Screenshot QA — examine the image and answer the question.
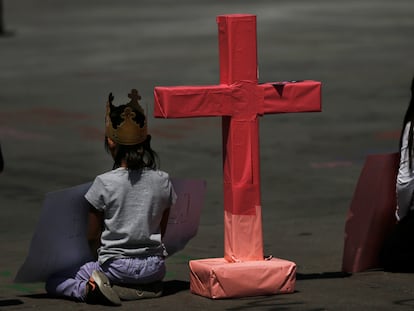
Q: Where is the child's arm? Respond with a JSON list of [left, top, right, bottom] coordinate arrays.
[[87, 205, 103, 258], [160, 208, 170, 238]]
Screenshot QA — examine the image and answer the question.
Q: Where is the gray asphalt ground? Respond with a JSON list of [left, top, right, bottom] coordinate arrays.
[[1, 0, 414, 310]]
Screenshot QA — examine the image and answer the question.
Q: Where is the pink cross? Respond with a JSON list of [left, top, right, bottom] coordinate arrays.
[[154, 14, 321, 263]]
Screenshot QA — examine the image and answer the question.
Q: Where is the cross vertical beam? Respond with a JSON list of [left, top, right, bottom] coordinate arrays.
[[218, 15, 263, 261]]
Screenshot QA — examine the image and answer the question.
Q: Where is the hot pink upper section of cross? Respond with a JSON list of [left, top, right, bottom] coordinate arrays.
[[154, 15, 321, 120]]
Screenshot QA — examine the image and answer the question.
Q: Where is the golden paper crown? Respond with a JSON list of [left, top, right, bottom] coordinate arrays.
[[105, 89, 148, 145]]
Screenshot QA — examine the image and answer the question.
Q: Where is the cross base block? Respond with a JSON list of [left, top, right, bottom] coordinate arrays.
[[189, 257, 296, 299]]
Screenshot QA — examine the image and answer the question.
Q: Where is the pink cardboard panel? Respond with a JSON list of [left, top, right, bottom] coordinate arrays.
[[342, 153, 399, 273], [189, 257, 296, 299], [15, 179, 205, 283]]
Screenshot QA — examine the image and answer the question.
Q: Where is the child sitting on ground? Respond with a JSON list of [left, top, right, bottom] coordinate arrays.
[[45, 89, 177, 305]]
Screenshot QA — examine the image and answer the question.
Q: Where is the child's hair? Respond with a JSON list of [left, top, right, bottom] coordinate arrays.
[[106, 103, 159, 171], [400, 76, 414, 169]]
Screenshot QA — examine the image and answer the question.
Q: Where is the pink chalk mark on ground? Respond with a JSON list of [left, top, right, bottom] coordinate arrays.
[[310, 161, 353, 169], [27, 107, 91, 123], [0, 127, 52, 141], [0, 107, 91, 126], [78, 126, 104, 141], [0, 108, 216, 141], [375, 130, 400, 141]]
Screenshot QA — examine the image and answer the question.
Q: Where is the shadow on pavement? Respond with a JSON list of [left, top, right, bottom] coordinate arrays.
[[394, 299, 414, 307], [17, 280, 190, 299], [162, 280, 190, 296], [0, 299, 24, 306], [296, 271, 351, 280]]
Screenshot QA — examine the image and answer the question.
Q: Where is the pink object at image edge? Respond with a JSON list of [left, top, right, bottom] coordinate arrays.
[[342, 153, 399, 273]]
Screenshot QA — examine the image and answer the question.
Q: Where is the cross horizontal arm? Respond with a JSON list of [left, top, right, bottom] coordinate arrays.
[[260, 80, 321, 114], [154, 80, 321, 119], [154, 85, 234, 118]]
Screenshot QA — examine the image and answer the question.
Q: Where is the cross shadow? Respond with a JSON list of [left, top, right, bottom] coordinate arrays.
[[224, 295, 325, 311], [394, 299, 414, 307], [296, 271, 351, 280]]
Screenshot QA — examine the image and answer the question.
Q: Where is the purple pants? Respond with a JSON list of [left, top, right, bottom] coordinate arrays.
[[45, 256, 166, 301]]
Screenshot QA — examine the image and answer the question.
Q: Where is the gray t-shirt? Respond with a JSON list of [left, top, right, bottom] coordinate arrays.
[[85, 167, 177, 264]]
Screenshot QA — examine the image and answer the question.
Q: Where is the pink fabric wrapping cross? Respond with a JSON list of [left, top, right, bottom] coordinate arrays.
[[154, 15, 321, 264], [155, 14, 321, 298]]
